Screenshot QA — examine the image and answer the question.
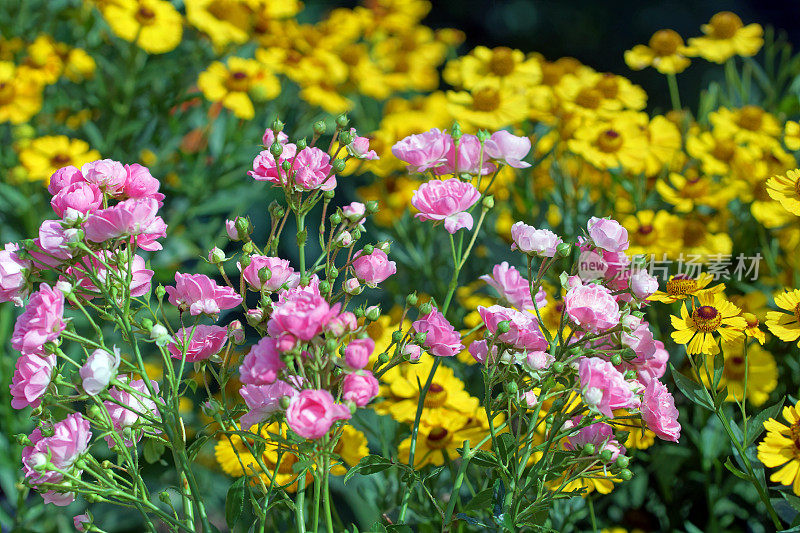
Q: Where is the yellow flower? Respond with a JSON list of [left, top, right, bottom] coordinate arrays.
[[64, 48, 97, 82], [0, 62, 43, 124], [698, 340, 777, 406], [397, 410, 488, 468], [185, 0, 251, 49], [671, 292, 746, 355], [709, 106, 781, 150], [765, 289, 800, 347], [625, 29, 691, 74], [785, 121, 800, 151], [443, 46, 542, 90], [102, 0, 183, 55], [198, 57, 280, 120], [18, 136, 100, 184], [642, 115, 682, 176], [447, 82, 529, 130], [686, 11, 763, 64], [622, 210, 684, 257], [677, 217, 733, 259], [331, 425, 368, 476], [685, 128, 761, 178], [556, 70, 647, 118], [766, 169, 800, 216], [18, 35, 64, 85], [757, 402, 800, 495], [655, 171, 730, 213], [567, 112, 649, 173], [649, 272, 723, 304]]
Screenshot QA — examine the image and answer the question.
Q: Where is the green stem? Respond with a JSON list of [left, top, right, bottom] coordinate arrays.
[[666, 73, 681, 112], [443, 440, 471, 527], [295, 474, 307, 533]]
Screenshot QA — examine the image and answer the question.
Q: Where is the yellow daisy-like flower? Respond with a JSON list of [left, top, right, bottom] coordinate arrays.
[[397, 409, 489, 468], [559, 469, 620, 496], [741, 312, 766, 344], [655, 170, 730, 213], [185, 0, 251, 50], [678, 217, 733, 259], [785, 121, 800, 151], [685, 128, 761, 178], [331, 425, 369, 476], [443, 46, 542, 90], [624, 29, 691, 74], [765, 169, 800, 216], [198, 57, 280, 120], [649, 272, 723, 304], [18, 35, 64, 85], [765, 289, 800, 347], [757, 402, 800, 495], [102, 0, 183, 55], [0, 61, 43, 124], [622, 209, 684, 257], [446, 82, 529, 130], [698, 340, 777, 406], [671, 292, 747, 355], [709, 106, 781, 150], [63, 48, 97, 82], [567, 112, 649, 174], [642, 115, 683, 176], [18, 136, 100, 184], [686, 11, 763, 64]]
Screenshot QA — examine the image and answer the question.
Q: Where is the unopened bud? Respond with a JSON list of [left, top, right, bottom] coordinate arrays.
[[615, 455, 630, 469], [365, 306, 381, 322], [318, 280, 330, 294], [476, 129, 491, 143], [235, 217, 252, 239], [327, 266, 339, 279], [365, 201, 379, 214], [556, 242, 573, 258], [504, 381, 518, 396], [451, 122, 462, 142], [391, 330, 403, 343], [582, 443, 595, 456], [258, 266, 272, 283], [208, 247, 226, 264], [610, 354, 622, 366], [313, 121, 327, 135], [344, 278, 362, 295], [552, 361, 565, 373], [281, 160, 292, 172], [338, 131, 354, 146], [378, 352, 390, 364], [270, 142, 283, 158], [279, 396, 292, 409], [336, 114, 349, 129], [331, 159, 346, 173], [413, 331, 428, 345], [619, 468, 633, 481], [419, 302, 432, 315], [362, 244, 374, 255], [496, 320, 511, 334], [600, 449, 614, 462], [323, 189, 335, 200], [296, 138, 307, 150], [482, 195, 494, 209], [406, 293, 418, 306], [330, 212, 343, 225]]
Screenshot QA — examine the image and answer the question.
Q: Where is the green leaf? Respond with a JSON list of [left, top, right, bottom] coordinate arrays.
[[723, 457, 751, 481], [670, 364, 714, 411], [343, 455, 394, 485], [469, 450, 499, 469], [496, 433, 515, 464], [463, 487, 493, 514], [386, 526, 413, 533], [746, 399, 785, 447], [143, 439, 165, 464], [225, 477, 246, 531]]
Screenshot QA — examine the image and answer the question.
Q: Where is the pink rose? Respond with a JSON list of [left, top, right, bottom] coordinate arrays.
[[123, 164, 164, 204], [293, 147, 336, 191], [412, 178, 481, 234], [11, 283, 65, 357], [239, 380, 298, 429], [74, 514, 90, 531], [344, 337, 374, 369], [104, 376, 161, 447], [478, 305, 548, 351], [391, 128, 451, 173], [83, 198, 167, 251], [484, 130, 531, 168], [435, 134, 496, 176], [70, 252, 153, 300], [50, 181, 103, 217], [630, 269, 659, 300], [412, 308, 464, 357], [342, 371, 379, 406], [81, 159, 127, 195], [165, 272, 243, 317], [48, 165, 84, 195], [326, 311, 357, 337], [38, 220, 76, 261], [262, 127, 289, 147], [80, 346, 121, 395], [352, 249, 396, 287], [248, 143, 298, 184], [468, 339, 497, 364], [0, 243, 31, 306], [565, 283, 620, 332], [526, 350, 554, 371], [342, 201, 366, 222], [346, 129, 379, 160], [239, 255, 299, 292], [510, 222, 562, 257], [578, 357, 637, 418], [620, 316, 657, 363], [635, 340, 668, 385], [564, 417, 625, 463], [641, 379, 681, 442], [285, 389, 351, 439], [10, 353, 56, 409], [480, 261, 547, 311], [267, 290, 340, 350], [587, 216, 629, 252], [168, 325, 228, 362], [239, 337, 286, 385]]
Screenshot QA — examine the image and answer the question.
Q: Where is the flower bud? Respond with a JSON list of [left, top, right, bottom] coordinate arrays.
[[582, 443, 595, 456], [150, 324, 172, 346], [619, 468, 633, 480], [279, 395, 293, 409], [338, 130, 354, 146], [476, 129, 491, 143], [323, 189, 335, 200], [330, 212, 343, 225], [271, 118, 284, 133], [270, 141, 283, 158], [413, 331, 428, 345], [269, 201, 285, 219], [225, 219, 239, 241], [299, 275, 310, 287], [615, 455, 630, 468], [235, 217, 252, 239], [406, 293, 418, 306], [365, 200, 379, 214], [482, 195, 494, 209], [15, 433, 32, 446], [419, 302, 432, 315], [258, 266, 272, 283], [296, 137, 307, 150], [281, 160, 292, 172], [365, 306, 381, 322], [353, 307, 365, 318], [55, 280, 73, 295], [552, 361, 564, 373], [451, 121, 462, 142], [496, 320, 511, 334], [378, 352, 390, 364], [327, 266, 339, 279], [610, 354, 622, 366], [391, 330, 404, 343], [336, 231, 353, 247], [504, 381, 518, 396], [208, 247, 226, 264], [361, 244, 374, 255], [556, 242, 573, 257], [318, 280, 331, 294], [600, 449, 614, 462], [336, 114, 349, 129], [331, 159, 346, 173], [246, 308, 264, 326], [313, 121, 327, 135]]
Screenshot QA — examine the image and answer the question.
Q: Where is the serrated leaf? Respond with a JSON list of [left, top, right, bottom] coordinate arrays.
[[225, 477, 246, 531], [343, 455, 394, 485], [470, 450, 499, 469]]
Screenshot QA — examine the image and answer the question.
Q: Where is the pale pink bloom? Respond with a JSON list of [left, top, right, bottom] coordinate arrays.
[[228, 320, 245, 344], [342, 371, 379, 406], [484, 130, 531, 168], [342, 201, 366, 223], [293, 147, 336, 191], [478, 305, 548, 351], [412, 178, 481, 234], [412, 308, 463, 357], [38, 220, 76, 261], [286, 389, 351, 439], [104, 376, 161, 447], [510, 222, 562, 257], [587, 217, 629, 252], [81, 159, 127, 195], [344, 338, 374, 369], [641, 379, 681, 442], [248, 143, 297, 184], [239, 380, 297, 429], [50, 181, 103, 217], [391, 128, 451, 173], [403, 343, 422, 361], [435, 134, 496, 176], [468, 339, 497, 364], [268, 291, 340, 350], [564, 417, 625, 462], [10, 353, 55, 409], [70, 252, 153, 300], [83, 198, 167, 251], [239, 337, 286, 385], [168, 325, 228, 362], [262, 127, 289, 147], [579, 357, 637, 418], [577, 249, 608, 281], [0, 243, 31, 306], [480, 261, 546, 311], [11, 283, 65, 357], [226, 219, 239, 240], [165, 272, 243, 317], [565, 283, 620, 332], [526, 350, 554, 371], [352, 249, 396, 287], [620, 316, 657, 363], [629, 269, 659, 300], [22, 413, 91, 506], [635, 340, 668, 385], [347, 129, 379, 160], [123, 164, 164, 204], [326, 311, 357, 337], [48, 165, 84, 195], [80, 347, 121, 395], [522, 390, 538, 407], [343, 277, 362, 295], [74, 514, 90, 531], [238, 255, 299, 292]]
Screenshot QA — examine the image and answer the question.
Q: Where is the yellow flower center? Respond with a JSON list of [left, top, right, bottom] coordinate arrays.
[[692, 305, 722, 332], [135, 6, 156, 26], [597, 129, 623, 153], [709, 11, 743, 39], [711, 138, 736, 162], [50, 153, 72, 167], [743, 312, 759, 328], [724, 355, 746, 381], [541, 63, 563, 86], [794, 303, 800, 324], [666, 275, 697, 296], [737, 105, 764, 132], [472, 87, 501, 112], [634, 224, 656, 245], [649, 29, 683, 56], [791, 420, 800, 450], [339, 45, 362, 66], [794, 178, 800, 198], [0, 81, 15, 105], [425, 426, 453, 449], [575, 87, 603, 110], [682, 219, 706, 247], [595, 74, 619, 99], [424, 383, 448, 408], [489, 47, 515, 77], [226, 71, 250, 92]]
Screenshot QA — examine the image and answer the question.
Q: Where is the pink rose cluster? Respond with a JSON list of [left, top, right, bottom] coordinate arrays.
[[480, 261, 547, 312]]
